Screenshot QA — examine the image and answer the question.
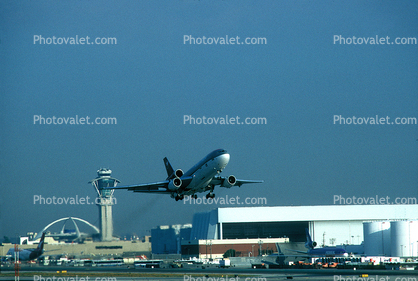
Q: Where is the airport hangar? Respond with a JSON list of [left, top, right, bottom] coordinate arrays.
[[178, 204, 418, 259]]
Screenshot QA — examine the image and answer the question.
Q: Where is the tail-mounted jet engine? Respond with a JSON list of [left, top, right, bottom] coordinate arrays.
[[167, 169, 186, 191], [168, 177, 182, 191]]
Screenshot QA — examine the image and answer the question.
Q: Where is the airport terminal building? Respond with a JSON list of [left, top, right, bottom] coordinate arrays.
[[181, 205, 418, 258]]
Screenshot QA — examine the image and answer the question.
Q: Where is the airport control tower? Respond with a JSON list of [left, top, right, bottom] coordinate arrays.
[[90, 168, 120, 241]]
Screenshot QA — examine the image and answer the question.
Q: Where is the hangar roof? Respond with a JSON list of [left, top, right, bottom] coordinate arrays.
[[217, 205, 418, 223]]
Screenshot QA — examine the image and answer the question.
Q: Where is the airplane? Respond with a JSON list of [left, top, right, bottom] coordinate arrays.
[[260, 243, 287, 266], [287, 229, 348, 258], [6, 232, 46, 261], [107, 149, 263, 201], [260, 231, 348, 267]]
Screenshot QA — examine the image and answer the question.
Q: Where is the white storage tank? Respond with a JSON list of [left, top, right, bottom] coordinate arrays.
[[409, 221, 418, 258], [390, 221, 410, 257], [382, 221, 391, 256], [363, 221, 390, 256]]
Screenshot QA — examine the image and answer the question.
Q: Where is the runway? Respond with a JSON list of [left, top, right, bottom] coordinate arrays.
[[1, 265, 418, 281]]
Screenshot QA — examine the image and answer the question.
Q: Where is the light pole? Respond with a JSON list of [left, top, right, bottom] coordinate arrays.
[[258, 240, 263, 256], [209, 240, 212, 260]]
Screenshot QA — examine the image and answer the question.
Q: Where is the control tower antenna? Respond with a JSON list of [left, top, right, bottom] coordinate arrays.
[[89, 168, 120, 241]]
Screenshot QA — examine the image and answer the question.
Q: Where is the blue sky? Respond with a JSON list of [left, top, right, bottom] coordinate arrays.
[[1, 1, 417, 239]]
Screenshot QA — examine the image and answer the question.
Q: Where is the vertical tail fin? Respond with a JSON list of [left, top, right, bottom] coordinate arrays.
[[274, 243, 286, 265], [275, 243, 283, 254], [164, 157, 175, 180], [305, 228, 316, 249], [36, 232, 46, 252]]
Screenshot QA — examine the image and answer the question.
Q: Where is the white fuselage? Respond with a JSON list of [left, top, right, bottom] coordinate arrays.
[[182, 153, 230, 195]]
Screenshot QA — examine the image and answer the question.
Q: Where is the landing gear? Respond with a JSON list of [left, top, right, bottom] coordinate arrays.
[[175, 194, 184, 201], [206, 185, 215, 199], [206, 192, 215, 199]]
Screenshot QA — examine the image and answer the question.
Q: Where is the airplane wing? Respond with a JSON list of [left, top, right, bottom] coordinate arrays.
[[280, 249, 311, 258], [106, 176, 194, 194], [109, 181, 171, 193], [211, 175, 263, 187], [287, 249, 309, 254], [234, 179, 264, 187]]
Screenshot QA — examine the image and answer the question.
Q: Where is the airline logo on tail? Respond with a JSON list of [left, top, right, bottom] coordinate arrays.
[[305, 228, 317, 249], [36, 232, 46, 252]]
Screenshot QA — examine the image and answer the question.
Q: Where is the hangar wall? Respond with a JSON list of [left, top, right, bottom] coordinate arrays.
[[311, 220, 364, 246], [190, 205, 418, 246], [222, 221, 308, 241]]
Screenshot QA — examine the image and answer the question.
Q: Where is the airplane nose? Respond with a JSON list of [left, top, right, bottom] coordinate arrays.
[[219, 153, 230, 167]]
